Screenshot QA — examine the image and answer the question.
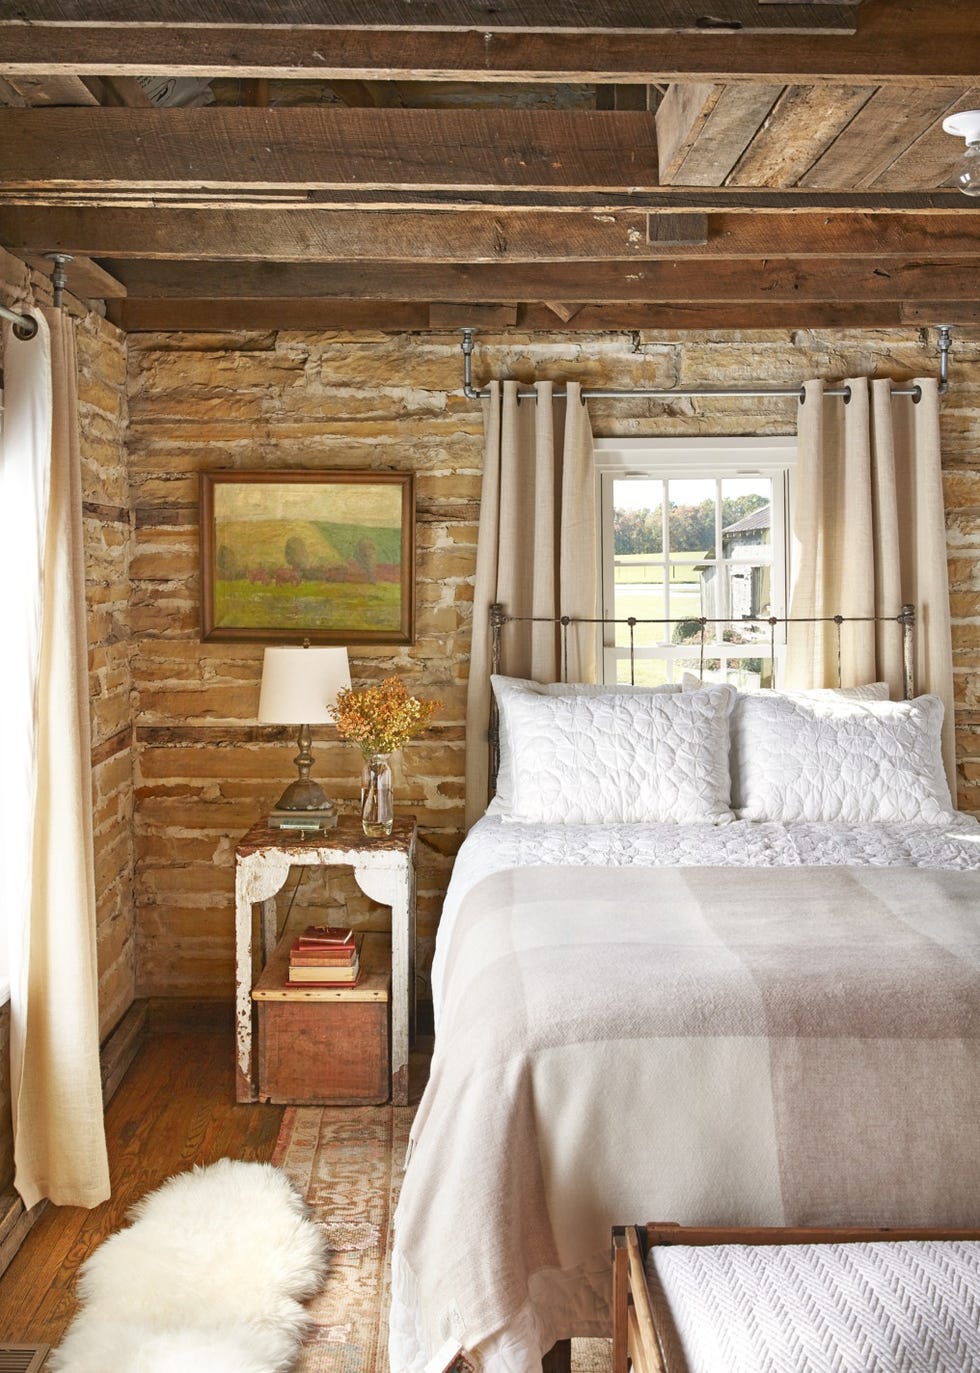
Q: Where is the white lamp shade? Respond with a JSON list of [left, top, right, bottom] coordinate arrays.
[[257, 646, 351, 724]]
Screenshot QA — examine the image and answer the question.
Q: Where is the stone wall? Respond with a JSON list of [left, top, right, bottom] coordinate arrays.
[[127, 325, 980, 1006]]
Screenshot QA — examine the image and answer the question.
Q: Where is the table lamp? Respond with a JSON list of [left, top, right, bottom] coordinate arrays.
[[258, 644, 351, 829]]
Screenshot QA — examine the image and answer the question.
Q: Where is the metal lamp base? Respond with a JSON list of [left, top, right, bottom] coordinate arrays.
[[270, 724, 339, 827]]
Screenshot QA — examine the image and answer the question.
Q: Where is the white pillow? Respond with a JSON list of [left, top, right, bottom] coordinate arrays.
[[490, 674, 679, 816], [681, 671, 890, 702], [734, 692, 954, 823], [497, 684, 737, 825]]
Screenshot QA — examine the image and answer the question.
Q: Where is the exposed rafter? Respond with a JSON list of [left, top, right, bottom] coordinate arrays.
[[0, 1, 971, 84]]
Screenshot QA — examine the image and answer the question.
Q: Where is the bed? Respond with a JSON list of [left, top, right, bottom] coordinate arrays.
[[389, 649, 980, 1373]]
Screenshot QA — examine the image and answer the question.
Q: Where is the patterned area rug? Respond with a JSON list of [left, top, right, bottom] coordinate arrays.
[[273, 1105, 612, 1372]]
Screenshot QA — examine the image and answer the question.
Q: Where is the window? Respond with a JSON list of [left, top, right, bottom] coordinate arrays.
[[595, 438, 796, 689]]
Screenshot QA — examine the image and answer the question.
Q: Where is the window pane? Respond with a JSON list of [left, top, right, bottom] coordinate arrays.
[[612, 566, 668, 647], [667, 478, 716, 559], [721, 478, 772, 572], [612, 479, 663, 557], [614, 656, 670, 687]]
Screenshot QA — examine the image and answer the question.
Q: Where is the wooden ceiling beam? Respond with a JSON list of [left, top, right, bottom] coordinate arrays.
[[5, 206, 975, 263], [0, 108, 660, 194], [0, 2, 864, 34], [5, 187, 971, 213], [0, 1, 972, 84], [0, 206, 674, 263], [110, 297, 912, 333], [102, 257, 980, 304]]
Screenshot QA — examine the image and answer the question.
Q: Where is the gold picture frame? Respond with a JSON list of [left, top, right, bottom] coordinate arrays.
[[199, 470, 415, 645]]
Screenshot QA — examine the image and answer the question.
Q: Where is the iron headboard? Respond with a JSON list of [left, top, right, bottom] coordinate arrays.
[[487, 602, 916, 797]]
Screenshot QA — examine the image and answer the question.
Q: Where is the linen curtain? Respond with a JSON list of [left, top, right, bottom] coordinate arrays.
[[2, 307, 110, 1209], [785, 376, 956, 796], [464, 380, 597, 827]]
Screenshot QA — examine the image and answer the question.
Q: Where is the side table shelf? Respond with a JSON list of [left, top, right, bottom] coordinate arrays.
[[252, 931, 391, 1105], [234, 816, 417, 1105]]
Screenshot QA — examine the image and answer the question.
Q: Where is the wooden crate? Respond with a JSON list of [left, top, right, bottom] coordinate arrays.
[[252, 931, 390, 1105]]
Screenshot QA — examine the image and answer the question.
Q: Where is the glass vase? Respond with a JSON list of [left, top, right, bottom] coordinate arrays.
[[360, 753, 394, 837]]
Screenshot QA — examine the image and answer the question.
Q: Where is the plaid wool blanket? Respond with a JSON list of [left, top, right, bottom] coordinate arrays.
[[390, 864, 980, 1373]]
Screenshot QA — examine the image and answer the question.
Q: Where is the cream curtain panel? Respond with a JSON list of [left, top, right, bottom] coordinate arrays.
[[2, 308, 110, 1209], [464, 380, 597, 827], [786, 376, 956, 796]]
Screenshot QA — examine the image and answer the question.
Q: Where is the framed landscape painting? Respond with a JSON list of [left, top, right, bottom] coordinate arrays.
[[199, 470, 415, 644]]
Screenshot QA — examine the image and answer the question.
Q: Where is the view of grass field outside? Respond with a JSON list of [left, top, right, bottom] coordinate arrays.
[[610, 475, 775, 686], [212, 481, 404, 635]]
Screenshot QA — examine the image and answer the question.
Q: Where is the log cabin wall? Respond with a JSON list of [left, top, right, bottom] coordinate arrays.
[[127, 323, 980, 1008]]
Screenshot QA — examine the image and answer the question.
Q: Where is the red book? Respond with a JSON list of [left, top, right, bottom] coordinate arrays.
[[295, 925, 354, 948]]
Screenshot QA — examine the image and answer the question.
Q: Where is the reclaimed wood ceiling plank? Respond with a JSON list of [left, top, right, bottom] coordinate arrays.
[[0, 206, 668, 262], [869, 87, 980, 190], [727, 83, 875, 186], [0, 1, 972, 84], [3, 206, 976, 265], [799, 85, 972, 188], [658, 82, 784, 185], [653, 211, 980, 255], [102, 257, 980, 303], [0, 108, 660, 193], [111, 298, 909, 332], [0, 1, 862, 30], [4, 187, 971, 212]]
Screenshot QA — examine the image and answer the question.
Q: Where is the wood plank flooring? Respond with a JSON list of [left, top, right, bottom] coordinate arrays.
[[0, 1031, 283, 1347]]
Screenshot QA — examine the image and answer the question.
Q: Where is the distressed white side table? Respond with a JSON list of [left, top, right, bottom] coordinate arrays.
[[234, 816, 417, 1106]]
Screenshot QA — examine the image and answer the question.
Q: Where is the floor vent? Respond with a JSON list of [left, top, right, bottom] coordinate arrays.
[[0, 1347, 49, 1372]]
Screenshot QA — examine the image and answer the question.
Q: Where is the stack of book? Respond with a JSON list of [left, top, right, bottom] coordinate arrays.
[[287, 925, 360, 988]]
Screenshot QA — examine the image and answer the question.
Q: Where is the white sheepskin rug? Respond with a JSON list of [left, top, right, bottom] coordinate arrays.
[[50, 1158, 328, 1373]]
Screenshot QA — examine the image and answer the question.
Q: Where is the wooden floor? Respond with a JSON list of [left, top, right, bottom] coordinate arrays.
[[0, 1031, 283, 1346]]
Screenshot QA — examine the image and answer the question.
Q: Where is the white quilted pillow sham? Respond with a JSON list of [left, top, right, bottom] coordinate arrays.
[[681, 671, 890, 702], [497, 684, 736, 825], [735, 692, 954, 823], [490, 674, 679, 817]]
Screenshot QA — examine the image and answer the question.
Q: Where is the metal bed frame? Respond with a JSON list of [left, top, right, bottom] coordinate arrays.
[[487, 601, 916, 796]]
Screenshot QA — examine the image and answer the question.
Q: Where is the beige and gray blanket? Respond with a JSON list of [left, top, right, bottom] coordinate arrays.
[[390, 864, 980, 1373]]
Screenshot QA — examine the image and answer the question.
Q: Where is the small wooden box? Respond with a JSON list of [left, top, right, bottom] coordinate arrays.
[[252, 931, 390, 1105]]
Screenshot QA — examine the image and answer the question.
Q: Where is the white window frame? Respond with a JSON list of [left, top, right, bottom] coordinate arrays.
[[594, 437, 797, 686]]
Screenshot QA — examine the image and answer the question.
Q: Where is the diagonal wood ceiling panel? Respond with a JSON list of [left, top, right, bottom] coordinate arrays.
[[726, 83, 875, 186], [869, 88, 980, 190], [657, 82, 785, 185], [798, 85, 972, 189]]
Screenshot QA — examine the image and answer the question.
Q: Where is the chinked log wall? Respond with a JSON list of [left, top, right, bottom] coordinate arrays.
[[127, 325, 980, 1002]]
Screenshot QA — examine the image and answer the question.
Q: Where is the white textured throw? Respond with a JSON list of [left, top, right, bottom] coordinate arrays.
[[50, 1159, 327, 1373], [649, 1240, 980, 1373]]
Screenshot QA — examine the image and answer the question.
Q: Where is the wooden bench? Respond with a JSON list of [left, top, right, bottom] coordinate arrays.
[[613, 1223, 980, 1373]]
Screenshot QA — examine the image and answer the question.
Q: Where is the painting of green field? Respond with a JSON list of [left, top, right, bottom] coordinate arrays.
[[211, 480, 404, 634]]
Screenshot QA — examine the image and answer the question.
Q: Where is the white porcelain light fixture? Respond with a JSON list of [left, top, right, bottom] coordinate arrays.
[[943, 110, 980, 197]]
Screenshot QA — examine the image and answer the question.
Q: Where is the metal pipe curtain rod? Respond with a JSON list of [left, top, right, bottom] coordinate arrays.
[[461, 324, 953, 404], [0, 300, 38, 339]]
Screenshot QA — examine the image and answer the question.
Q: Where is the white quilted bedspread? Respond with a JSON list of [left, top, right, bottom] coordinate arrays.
[[432, 814, 980, 1022], [649, 1240, 980, 1373]]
